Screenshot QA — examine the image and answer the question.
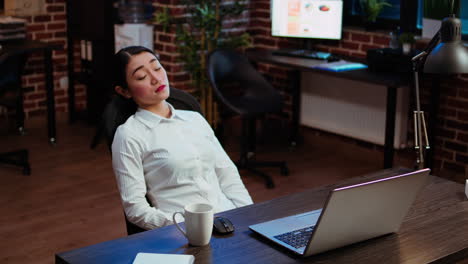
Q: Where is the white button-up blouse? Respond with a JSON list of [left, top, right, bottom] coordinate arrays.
[[111, 104, 253, 230]]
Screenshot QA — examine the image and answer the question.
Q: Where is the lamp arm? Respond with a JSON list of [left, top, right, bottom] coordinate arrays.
[[410, 29, 441, 169], [412, 29, 441, 71]]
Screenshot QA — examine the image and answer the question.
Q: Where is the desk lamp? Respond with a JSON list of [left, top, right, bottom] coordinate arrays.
[[411, 14, 468, 169]]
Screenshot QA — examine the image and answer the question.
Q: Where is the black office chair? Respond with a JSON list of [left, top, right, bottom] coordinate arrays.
[[100, 87, 203, 235], [207, 49, 289, 189], [0, 52, 31, 175]]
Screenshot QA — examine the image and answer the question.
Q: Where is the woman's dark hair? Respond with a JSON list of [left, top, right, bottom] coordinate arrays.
[[104, 46, 158, 147], [113, 45, 158, 90]]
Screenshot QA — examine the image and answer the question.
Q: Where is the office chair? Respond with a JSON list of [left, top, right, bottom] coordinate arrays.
[[101, 87, 203, 235], [0, 52, 31, 175], [207, 49, 289, 189]]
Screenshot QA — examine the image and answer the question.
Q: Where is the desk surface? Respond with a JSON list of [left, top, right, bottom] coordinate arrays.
[[56, 168, 468, 264], [246, 49, 410, 88]]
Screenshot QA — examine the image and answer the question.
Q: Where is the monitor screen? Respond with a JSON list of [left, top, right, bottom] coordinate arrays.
[[271, 0, 343, 40]]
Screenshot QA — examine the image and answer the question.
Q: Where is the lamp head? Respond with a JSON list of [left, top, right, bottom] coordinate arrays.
[[424, 15, 468, 74]]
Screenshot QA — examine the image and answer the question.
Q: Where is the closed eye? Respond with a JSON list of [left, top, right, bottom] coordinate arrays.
[[154, 67, 161, 71], [137, 75, 147, 80]]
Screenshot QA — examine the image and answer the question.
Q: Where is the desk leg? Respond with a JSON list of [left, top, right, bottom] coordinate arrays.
[[384, 85, 397, 168], [290, 70, 301, 147], [44, 48, 56, 144]]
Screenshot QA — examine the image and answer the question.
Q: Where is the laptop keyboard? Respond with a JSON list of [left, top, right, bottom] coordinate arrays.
[[273, 226, 315, 249]]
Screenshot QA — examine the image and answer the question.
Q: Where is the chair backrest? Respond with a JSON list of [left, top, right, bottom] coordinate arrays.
[[206, 49, 282, 115]]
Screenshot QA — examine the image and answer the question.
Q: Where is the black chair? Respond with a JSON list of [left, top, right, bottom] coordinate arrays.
[[100, 87, 203, 235], [0, 52, 31, 175], [207, 49, 289, 189]]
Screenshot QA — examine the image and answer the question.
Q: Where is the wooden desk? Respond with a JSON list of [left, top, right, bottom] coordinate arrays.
[[0, 40, 62, 144], [56, 168, 468, 264], [246, 50, 411, 169]]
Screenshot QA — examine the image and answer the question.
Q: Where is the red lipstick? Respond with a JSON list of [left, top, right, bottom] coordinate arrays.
[[155, 85, 166, 93]]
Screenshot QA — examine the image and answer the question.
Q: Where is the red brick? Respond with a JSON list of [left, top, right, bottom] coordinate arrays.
[[250, 20, 271, 28], [251, 11, 270, 19], [23, 102, 37, 109], [75, 95, 86, 102], [35, 32, 53, 39], [328, 49, 350, 56], [439, 107, 457, 118], [460, 89, 468, 99], [277, 40, 299, 49], [48, 40, 66, 47], [47, 23, 66, 30], [54, 31, 67, 38], [442, 161, 466, 174], [444, 140, 467, 152], [170, 74, 190, 82], [435, 149, 454, 160], [27, 76, 45, 84], [27, 93, 45, 100], [457, 132, 468, 141], [351, 33, 371, 42], [248, 28, 270, 36], [254, 37, 276, 47], [57, 97, 68, 104], [34, 15, 51, 23], [159, 34, 174, 43], [47, 5, 65, 12], [350, 52, 367, 59], [27, 24, 46, 32], [458, 111, 468, 121], [456, 153, 468, 163], [53, 14, 67, 20], [55, 106, 66, 112], [28, 109, 46, 117], [447, 98, 468, 109], [165, 45, 177, 53], [252, 2, 270, 9], [342, 31, 351, 40], [361, 44, 382, 52], [155, 44, 164, 52], [170, 7, 185, 16], [373, 35, 390, 45], [54, 89, 66, 96], [53, 58, 67, 64], [341, 41, 359, 50]]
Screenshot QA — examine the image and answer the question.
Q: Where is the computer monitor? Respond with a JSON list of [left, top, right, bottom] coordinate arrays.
[[271, 0, 343, 40]]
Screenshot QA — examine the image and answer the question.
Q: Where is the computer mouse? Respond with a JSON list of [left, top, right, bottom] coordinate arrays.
[[327, 55, 340, 62], [213, 216, 234, 234]]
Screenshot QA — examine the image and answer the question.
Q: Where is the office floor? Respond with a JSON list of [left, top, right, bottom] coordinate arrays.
[[0, 115, 455, 264]]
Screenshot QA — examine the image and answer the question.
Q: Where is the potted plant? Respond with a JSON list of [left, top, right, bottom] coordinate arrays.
[[155, 1, 251, 126], [399, 32, 415, 54], [359, 0, 392, 29]]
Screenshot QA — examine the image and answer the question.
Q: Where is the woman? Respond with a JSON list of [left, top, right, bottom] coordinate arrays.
[[111, 46, 253, 230]]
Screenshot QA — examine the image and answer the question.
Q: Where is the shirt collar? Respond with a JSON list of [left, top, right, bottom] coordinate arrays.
[[134, 103, 190, 129]]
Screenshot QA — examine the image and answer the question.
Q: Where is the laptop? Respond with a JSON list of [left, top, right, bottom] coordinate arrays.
[[249, 168, 430, 257]]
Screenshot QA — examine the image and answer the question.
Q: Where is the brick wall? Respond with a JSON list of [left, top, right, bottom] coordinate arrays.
[[16, 0, 70, 118], [426, 74, 468, 182]]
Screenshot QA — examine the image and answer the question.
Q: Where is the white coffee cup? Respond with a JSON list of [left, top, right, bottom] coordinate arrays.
[[172, 203, 213, 246], [465, 179, 468, 199]]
